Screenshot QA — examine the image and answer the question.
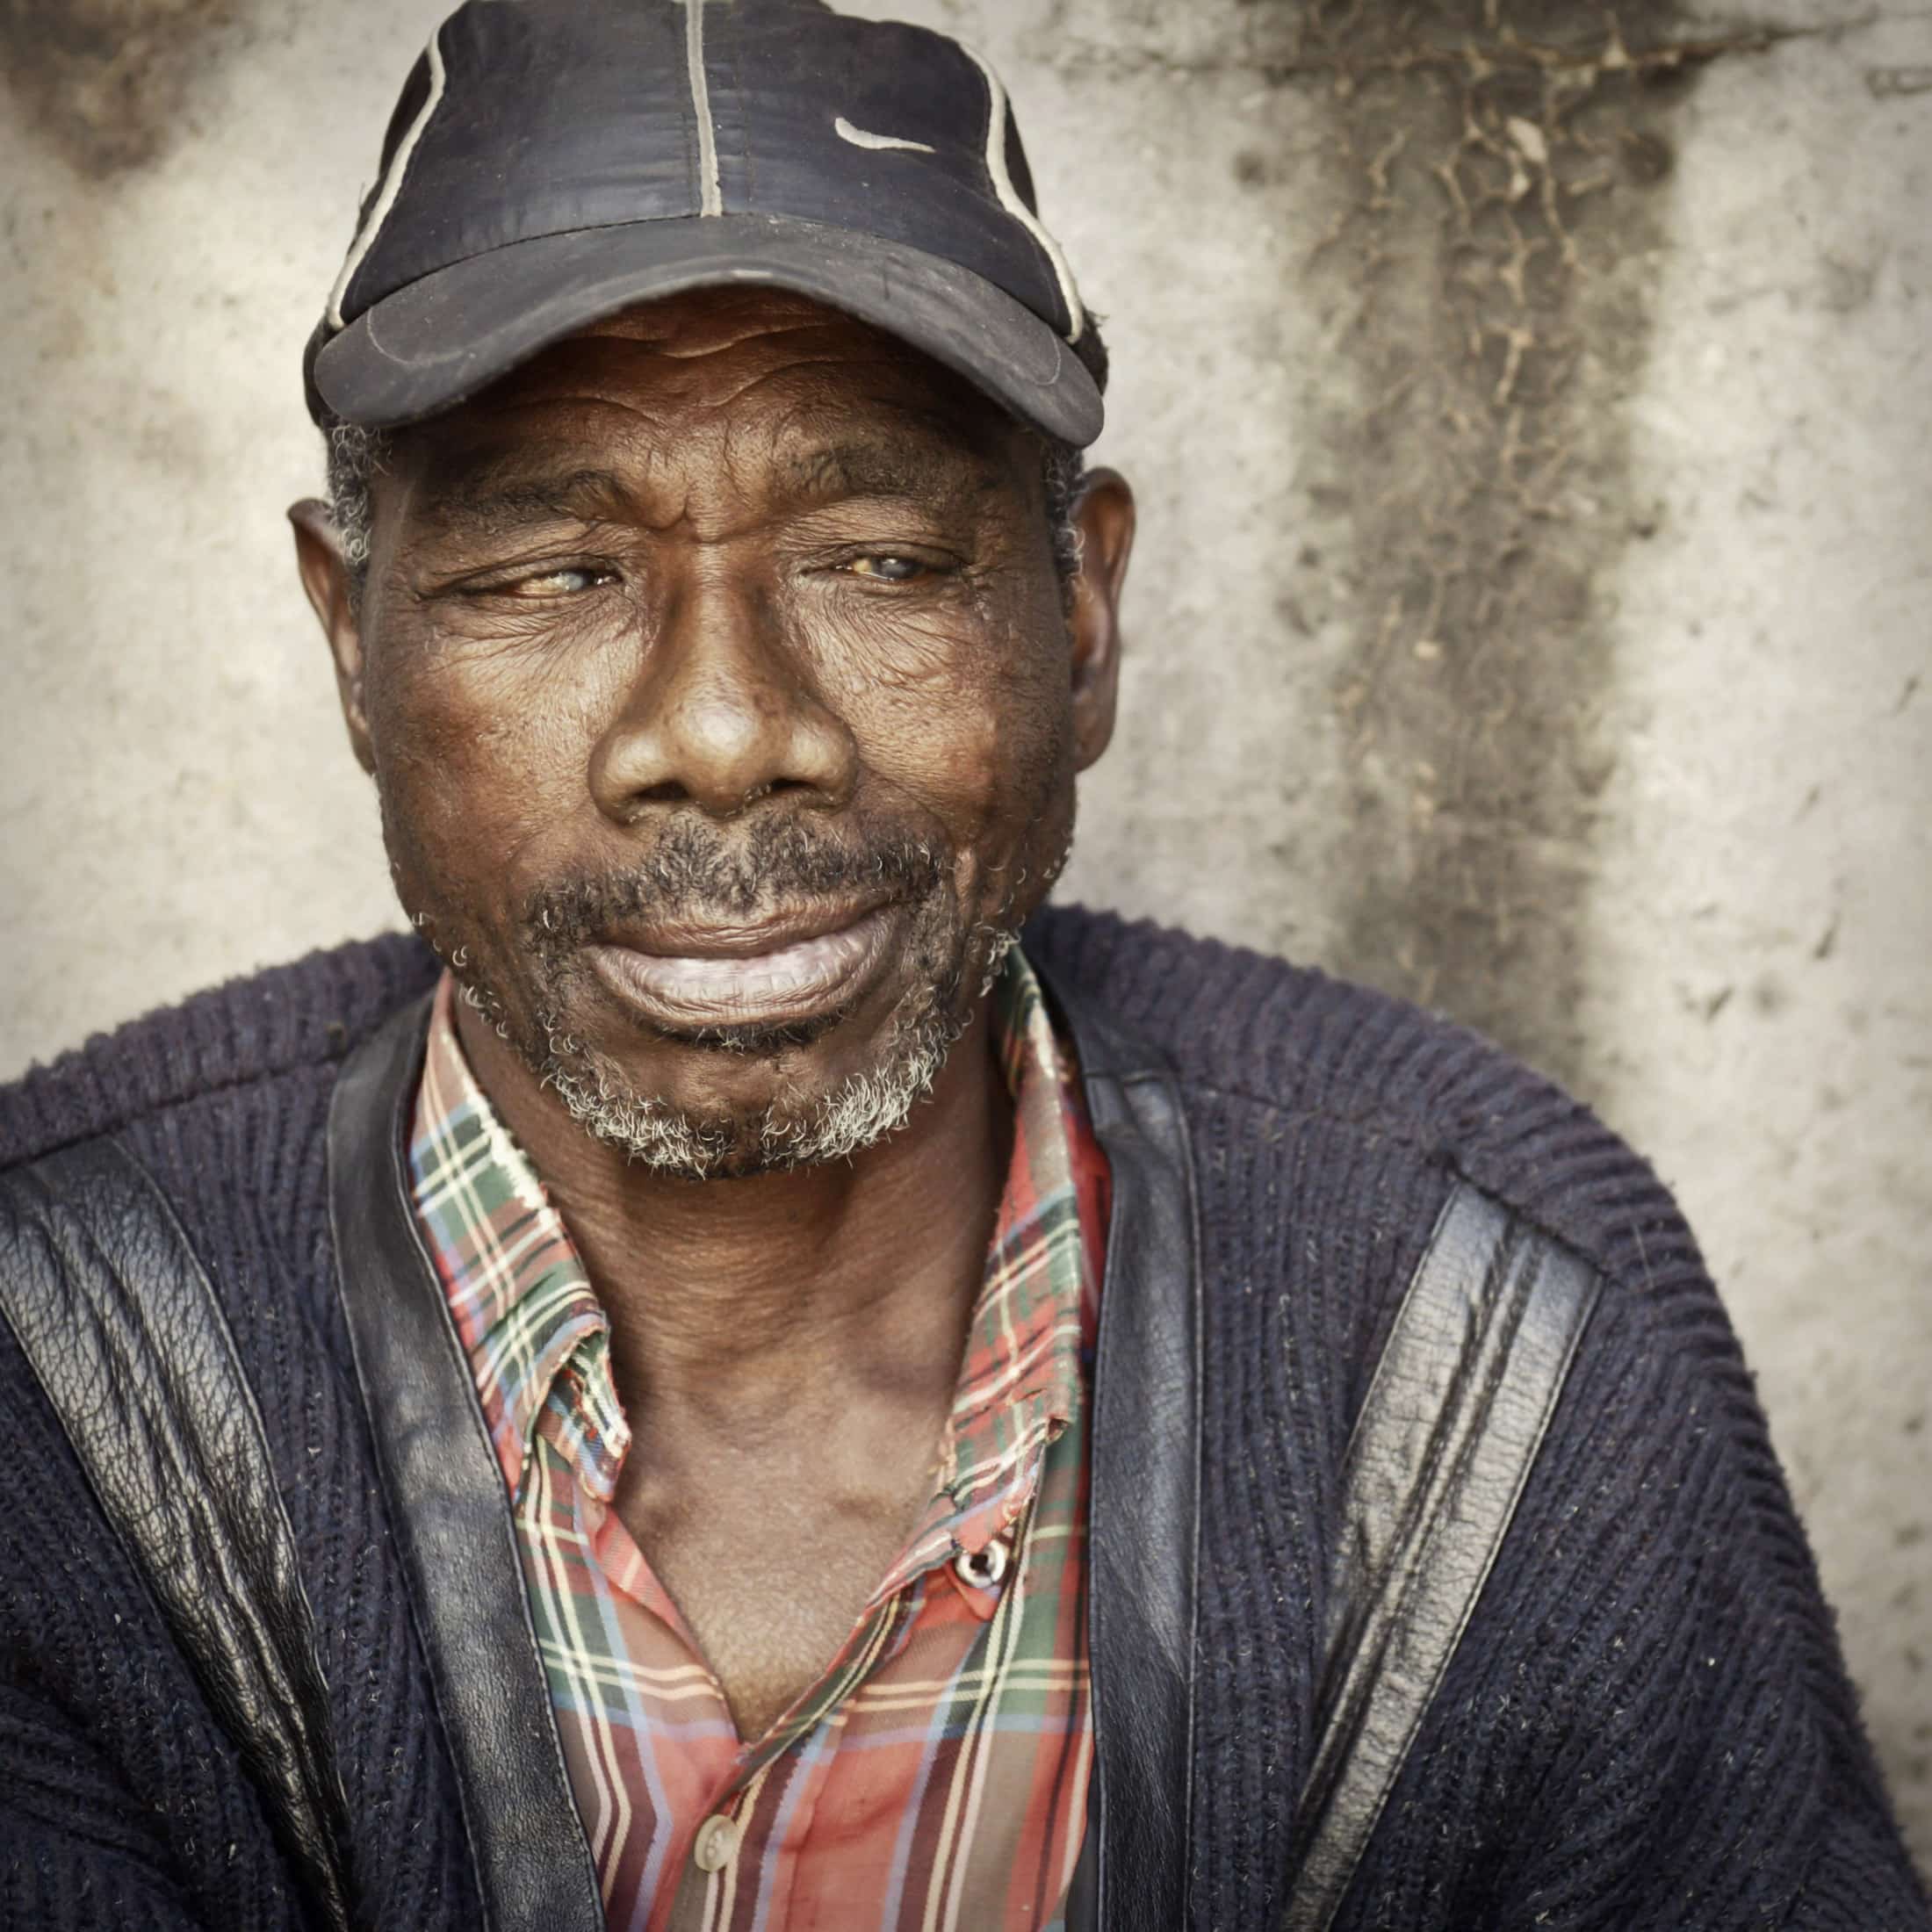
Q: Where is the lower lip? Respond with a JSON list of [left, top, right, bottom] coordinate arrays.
[[585, 909, 894, 1030]]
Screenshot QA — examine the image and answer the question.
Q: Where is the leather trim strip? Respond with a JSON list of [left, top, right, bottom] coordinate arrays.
[[1038, 973, 1203, 1932], [0, 1139, 354, 1931], [327, 998, 604, 1932], [1282, 1180, 1604, 1932]]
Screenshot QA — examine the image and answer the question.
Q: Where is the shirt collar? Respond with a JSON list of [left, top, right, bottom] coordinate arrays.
[[875, 946, 1099, 1597], [407, 975, 628, 1503]]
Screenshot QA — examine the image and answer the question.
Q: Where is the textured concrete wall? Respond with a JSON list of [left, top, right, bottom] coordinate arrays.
[[3, 0, 1928, 1866]]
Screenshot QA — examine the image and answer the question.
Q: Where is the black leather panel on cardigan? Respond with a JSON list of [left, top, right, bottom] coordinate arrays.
[[327, 996, 605, 1932], [0, 1138, 356, 1932], [1042, 970, 1204, 1932], [1284, 1181, 1605, 1930]]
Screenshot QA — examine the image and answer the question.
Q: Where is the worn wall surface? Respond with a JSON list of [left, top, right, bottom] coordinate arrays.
[[3, 0, 1928, 1867]]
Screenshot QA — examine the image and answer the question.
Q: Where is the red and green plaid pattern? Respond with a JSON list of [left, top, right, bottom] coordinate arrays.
[[408, 952, 1107, 1931]]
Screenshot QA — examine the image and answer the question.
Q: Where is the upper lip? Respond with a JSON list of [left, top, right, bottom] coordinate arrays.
[[590, 896, 895, 961]]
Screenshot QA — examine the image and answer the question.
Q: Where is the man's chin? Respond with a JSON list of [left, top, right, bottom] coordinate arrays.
[[532, 1001, 963, 1182]]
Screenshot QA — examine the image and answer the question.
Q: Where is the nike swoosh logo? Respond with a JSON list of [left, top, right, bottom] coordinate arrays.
[[834, 116, 935, 155]]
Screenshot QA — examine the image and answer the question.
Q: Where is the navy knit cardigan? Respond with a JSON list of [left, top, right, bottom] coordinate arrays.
[[1, 906, 1924, 1930]]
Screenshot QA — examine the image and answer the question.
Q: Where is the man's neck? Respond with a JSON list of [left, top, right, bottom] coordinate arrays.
[[453, 995, 1015, 1738], [453, 999, 1012, 1427]]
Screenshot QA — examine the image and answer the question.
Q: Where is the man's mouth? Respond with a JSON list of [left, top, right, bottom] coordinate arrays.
[[583, 901, 900, 1032]]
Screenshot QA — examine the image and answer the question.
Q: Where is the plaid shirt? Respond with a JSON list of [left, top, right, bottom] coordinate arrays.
[[408, 952, 1107, 1931]]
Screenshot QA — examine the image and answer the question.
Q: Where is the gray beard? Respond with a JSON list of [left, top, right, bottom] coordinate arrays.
[[407, 811, 1056, 1182], [523, 925, 1021, 1182]]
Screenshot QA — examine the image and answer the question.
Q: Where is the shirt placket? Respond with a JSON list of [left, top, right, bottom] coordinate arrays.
[[660, 1587, 916, 1932], [651, 1382, 1061, 1923], [659, 1481, 1046, 1932]]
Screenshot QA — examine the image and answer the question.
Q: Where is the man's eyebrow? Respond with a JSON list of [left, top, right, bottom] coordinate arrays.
[[776, 440, 995, 506], [420, 466, 633, 535]]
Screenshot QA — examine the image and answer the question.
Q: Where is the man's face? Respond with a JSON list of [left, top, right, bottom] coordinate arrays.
[[297, 290, 1130, 1177]]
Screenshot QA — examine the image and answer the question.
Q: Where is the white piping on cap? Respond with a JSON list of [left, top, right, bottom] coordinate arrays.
[[325, 25, 450, 333], [681, 0, 724, 216], [955, 41, 1085, 344]]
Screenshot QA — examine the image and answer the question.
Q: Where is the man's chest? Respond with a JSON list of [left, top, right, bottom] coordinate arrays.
[[613, 1439, 943, 1743], [508, 1404, 1092, 1932]]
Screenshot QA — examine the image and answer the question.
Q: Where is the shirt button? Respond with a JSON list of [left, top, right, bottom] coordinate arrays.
[[954, 1535, 1012, 1590], [693, 1813, 739, 1873]]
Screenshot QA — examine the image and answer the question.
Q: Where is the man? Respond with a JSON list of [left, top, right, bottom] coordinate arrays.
[[0, 1, 1923, 1928]]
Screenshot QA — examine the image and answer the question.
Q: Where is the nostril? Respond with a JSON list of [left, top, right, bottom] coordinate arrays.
[[634, 780, 688, 806]]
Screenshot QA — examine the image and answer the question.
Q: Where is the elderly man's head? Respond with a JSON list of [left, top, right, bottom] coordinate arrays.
[[292, 287, 1134, 1179], [290, 0, 1132, 1175]]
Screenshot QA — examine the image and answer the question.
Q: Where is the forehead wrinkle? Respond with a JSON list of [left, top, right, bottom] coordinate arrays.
[[397, 391, 695, 535], [652, 317, 871, 363], [742, 391, 1017, 511], [395, 350, 1029, 547], [530, 321, 1006, 467], [658, 344, 948, 428]]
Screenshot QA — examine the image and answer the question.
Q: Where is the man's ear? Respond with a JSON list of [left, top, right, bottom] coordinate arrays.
[[288, 498, 377, 776], [1067, 466, 1135, 772]]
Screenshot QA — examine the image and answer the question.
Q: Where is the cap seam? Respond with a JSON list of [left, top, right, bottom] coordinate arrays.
[[327, 25, 450, 332], [955, 40, 1086, 345], [681, 0, 724, 217]]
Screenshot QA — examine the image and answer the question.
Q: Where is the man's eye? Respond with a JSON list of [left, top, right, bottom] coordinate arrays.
[[846, 555, 928, 583], [490, 565, 616, 598]]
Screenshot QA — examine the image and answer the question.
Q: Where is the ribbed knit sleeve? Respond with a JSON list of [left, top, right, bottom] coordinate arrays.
[[1025, 905, 1928, 1930], [1, 935, 473, 1932], [0, 934, 436, 1171], [0, 1313, 306, 1932], [1341, 1208, 1926, 1928], [1, 1684, 232, 1932]]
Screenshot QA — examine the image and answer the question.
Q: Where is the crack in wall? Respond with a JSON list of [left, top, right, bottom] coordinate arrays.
[[1019, 0, 1830, 1086], [1272, 0, 1718, 1087]]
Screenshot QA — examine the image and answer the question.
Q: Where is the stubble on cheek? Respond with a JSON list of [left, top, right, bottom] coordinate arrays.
[[949, 611, 1082, 949], [372, 722, 537, 1044]]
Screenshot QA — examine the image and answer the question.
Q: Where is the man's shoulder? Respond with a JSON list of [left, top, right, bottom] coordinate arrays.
[[1026, 902, 1700, 1298], [0, 933, 440, 1173]]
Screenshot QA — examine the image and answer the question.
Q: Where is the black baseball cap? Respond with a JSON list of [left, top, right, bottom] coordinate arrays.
[[304, 0, 1104, 446]]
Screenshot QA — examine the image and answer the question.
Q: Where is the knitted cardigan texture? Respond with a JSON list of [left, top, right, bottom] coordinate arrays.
[[0, 905, 1924, 1932]]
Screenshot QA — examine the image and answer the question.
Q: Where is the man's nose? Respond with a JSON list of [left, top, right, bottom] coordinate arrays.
[[588, 581, 859, 822]]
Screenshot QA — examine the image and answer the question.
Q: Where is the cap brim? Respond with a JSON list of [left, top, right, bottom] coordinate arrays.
[[308, 213, 1103, 446]]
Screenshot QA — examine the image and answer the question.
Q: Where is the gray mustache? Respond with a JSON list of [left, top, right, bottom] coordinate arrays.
[[520, 817, 946, 945]]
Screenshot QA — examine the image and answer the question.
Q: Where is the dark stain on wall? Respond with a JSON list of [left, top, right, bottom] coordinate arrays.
[[1, 0, 248, 179], [1265, 0, 1709, 1088]]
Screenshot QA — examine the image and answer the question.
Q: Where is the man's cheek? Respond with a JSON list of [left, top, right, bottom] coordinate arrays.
[[375, 747, 507, 947], [375, 671, 541, 843], [952, 686, 1067, 831]]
